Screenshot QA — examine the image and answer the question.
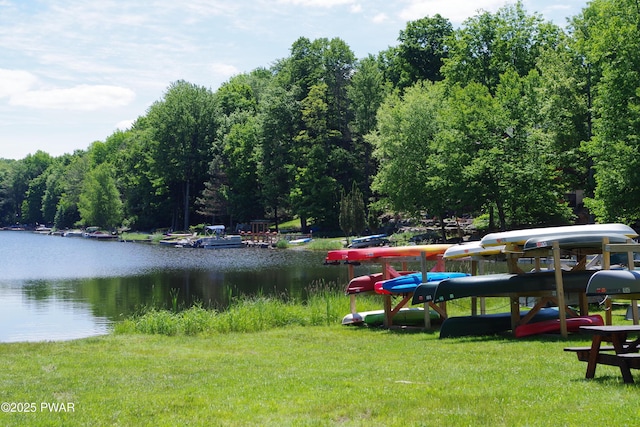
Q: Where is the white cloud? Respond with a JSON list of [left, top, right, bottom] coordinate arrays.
[[372, 13, 388, 24], [276, 0, 356, 7], [116, 119, 135, 131], [0, 69, 38, 98], [210, 63, 240, 78], [350, 4, 362, 13], [398, 0, 508, 24], [10, 85, 136, 111]]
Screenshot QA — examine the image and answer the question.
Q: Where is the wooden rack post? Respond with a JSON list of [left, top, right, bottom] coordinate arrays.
[[603, 240, 640, 324]]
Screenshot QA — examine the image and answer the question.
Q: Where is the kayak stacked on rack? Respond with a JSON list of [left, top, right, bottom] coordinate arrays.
[[411, 223, 638, 338], [374, 271, 470, 295], [327, 224, 640, 335], [327, 243, 454, 327], [325, 244, 453, 265]]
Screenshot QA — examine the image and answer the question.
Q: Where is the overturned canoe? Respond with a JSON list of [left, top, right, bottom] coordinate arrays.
[[439, 308, 560, 338], [481, 223, 637, 248], [514, 314, 604, 338], [443, 241, 505, 259], [363, 307, 439, 327], [522, 233, 631, 252], [586, 269, 640, 296], [412, 270, 597, 305]]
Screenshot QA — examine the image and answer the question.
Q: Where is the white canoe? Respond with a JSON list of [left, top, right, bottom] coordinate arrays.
[[481, 223, 637, 247], [444, 241, 505, 259]]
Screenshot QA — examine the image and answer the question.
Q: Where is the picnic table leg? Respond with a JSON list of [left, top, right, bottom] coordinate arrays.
[[383, 295, 392, 328], [611, 333, 635, 384], [586, 335, 602, 379], [618, 359, 635, 384]]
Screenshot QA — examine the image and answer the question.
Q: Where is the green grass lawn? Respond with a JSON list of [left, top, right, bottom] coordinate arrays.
[[1, 302, 639, 426]]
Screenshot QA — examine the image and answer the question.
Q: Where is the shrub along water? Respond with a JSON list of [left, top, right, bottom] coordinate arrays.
[[115, 280, 366, 335]]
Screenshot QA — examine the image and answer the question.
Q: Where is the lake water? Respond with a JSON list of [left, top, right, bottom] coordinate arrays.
[[0, 231, 364, 343]]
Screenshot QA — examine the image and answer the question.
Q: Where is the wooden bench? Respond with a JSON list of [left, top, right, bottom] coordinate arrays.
[[564, 346, 616, 362], [570, 325, 640, 383], [616, 353, 640, 370]]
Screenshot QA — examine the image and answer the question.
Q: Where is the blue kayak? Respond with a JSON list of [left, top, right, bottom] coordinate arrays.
[[377, 271, 469, 294]]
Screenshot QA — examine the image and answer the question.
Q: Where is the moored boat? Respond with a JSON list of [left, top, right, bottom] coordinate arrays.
[[347, 234, 389, 248], [83, 229, 118, 240], [198, 235, 243, 249], [195, 225, 244, 249], [34, 226, 52, 234], [62, 229, 84, 238], [159, 233, 197, 247], [288, 237, 312, 245]]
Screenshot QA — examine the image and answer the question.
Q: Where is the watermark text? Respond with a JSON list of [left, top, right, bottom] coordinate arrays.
[[1, 402, 75, 413]]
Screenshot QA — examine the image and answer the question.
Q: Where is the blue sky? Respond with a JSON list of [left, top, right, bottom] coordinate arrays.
[[0, 0, 587, 160]]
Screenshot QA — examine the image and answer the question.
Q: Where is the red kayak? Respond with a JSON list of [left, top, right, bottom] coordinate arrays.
[[514, 314, 604, 338], [346, 267, 416, 295], [326, 244, 451, 264]]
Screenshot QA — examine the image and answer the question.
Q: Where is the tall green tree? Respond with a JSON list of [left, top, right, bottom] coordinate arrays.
[[291, 83, 339, 229], [339, 181, 366, 239], [208, 72, 270, 224], [196, 156, 229, 225], [21, 171, 49, 225], [53, 152, 88, 229], [276, 37, 359, 230], [9, 151, 53, 224], [222, 119, 262, 223], [109, 122, 167, 230], [493, 69, 574, 226], [0, 159, 16, 225], [256, 84, 298, 230], [575, 0, 640, 224], [397, 14, 453, 86], [443, 2, 562, 94], [536, 35, 593, 196], [146, 80, 217, 230], [370, 82, 457, 232], [347, 55, 389, 205], [78, 162, 123, 229]]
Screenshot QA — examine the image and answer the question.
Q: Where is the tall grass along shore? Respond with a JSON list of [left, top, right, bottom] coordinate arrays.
[[1, 288, 639, 426]]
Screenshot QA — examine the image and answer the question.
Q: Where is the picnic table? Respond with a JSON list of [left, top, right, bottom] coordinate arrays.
[[565, 325, 640, 383]]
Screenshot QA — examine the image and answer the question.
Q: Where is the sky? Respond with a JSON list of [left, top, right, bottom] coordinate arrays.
[[0, 0, 588, 160]]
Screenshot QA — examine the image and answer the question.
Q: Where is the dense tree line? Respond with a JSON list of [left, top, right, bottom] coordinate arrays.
[[2, 1, 640, 234]]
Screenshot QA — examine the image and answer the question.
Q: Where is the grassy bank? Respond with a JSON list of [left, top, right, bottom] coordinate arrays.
[[1, 322, 638, 426], [1, 294, 638, 426]]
